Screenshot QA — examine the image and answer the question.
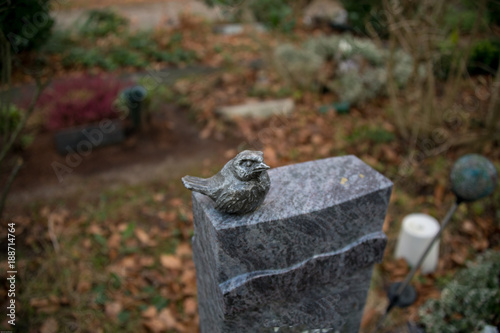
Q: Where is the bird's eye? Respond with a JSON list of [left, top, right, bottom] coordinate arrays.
[[245, 161, 253, 167]]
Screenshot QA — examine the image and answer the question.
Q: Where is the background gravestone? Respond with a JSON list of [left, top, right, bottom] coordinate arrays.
[[191, 155, 393, 332]]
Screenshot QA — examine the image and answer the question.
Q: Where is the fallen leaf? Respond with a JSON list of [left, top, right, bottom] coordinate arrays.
[[184, 297, 198, 316], [472, 238, 488, 251], [144, 318, 167, 332], [142, 305, 157, 319], [360, 308, 376, 328], [105, 302, 122, 320], [381, 145, 399, 163], [461, 220, 477, 235], [160, 255, 182, 270], [30, 298, 49, 308], [434, 184, 445, 208], [108, 233, 121, 249], [139, 256, 155, 267], [153, 193, 165, 202], [121, 256, 137, 269], [169, 198, 183, 207], [263, 146, 279, 167], [77, 280, 91, 293], [158, 211, 177, 222], [224, 149, 238, 159], [40, 317, 58, 333], [158, 308, 178, 329], [176, 243, 192, 258], [383, 214, 391, 233], [88, 224, 103, 235], [451, 252, 467, 265], [37, 305, 60, 314], [135, 228, 151, 245]]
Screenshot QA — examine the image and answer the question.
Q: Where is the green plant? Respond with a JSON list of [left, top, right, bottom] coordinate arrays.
[[40, 30, 77, 55], [0, 104, 22, 135], [127, 32, 158, 56], [0, 32, 48, 217], [382, 0, 487, 145], [339, 0, 387, 38], [419, 250, 500, 332], [468, 39, 500, 75], [107, 47, 147, 68], [443, 1, 490, 34], [205, 0, 295, 32], [277, 35, 415, 104], [274, 43, 323, 89], [333, 67, 387, 104], [0, 0, 54, 53], [62, 47, 113, 69], [80, 9, 129, 38], [0, 105, 33, 150], [348, 126, 395, 144], [248, 0, 295, 32]]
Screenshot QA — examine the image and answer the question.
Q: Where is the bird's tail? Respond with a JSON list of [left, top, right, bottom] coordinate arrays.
[[182, 175, 210, 195]]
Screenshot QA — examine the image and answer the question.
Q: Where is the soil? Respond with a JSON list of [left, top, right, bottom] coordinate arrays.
[[4, 103, 236, 212]]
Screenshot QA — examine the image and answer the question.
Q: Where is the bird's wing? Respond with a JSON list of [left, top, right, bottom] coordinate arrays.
[[215, 191, 246, 214], [182, 176, 212, 196]]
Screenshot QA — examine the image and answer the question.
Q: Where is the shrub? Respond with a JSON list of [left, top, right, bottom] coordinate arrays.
[[204, 0, 295, 32], [37, 75, 129, 130], [0, 105, 35, 150], [419, 250, 500, 333], [62, 47, 116, 69], [276, 35, 416, 104], [40, 30, 77, 55], [107, 47, 147, 68], [248, 0, 295, 32], [328, 67, 386, 104], [0, 0, 54, 53], [339, 0, 387, 38], [274, 44, 323, 89], [0, 105, 23, 135], [443, 1, 491, 34], [126, 32, 158, 56], [80, 9, 129, 38], [468, 39, 500, 75]]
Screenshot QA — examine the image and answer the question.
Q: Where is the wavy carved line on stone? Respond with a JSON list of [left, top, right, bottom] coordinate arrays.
[[220, 231, 386, 295], [216, 200, 388, 282]]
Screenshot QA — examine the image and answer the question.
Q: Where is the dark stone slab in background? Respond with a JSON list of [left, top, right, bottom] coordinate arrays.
[[54, 119, 124, 155], [192, 155, 393, 333]]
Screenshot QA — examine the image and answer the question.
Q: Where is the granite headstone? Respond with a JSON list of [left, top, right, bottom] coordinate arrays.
[[191, 155, 393, 332]]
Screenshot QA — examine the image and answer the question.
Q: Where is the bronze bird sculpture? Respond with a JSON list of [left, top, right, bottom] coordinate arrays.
[[182, 150, 271, 214]]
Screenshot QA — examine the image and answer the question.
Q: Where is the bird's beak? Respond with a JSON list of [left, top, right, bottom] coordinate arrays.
[[254, 162, 270, 172]]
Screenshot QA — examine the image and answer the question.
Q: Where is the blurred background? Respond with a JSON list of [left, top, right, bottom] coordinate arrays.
[[1, 0, 499, 332]]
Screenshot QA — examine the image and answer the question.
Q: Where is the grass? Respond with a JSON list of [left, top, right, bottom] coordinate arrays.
[[6, 177, 196, 332]]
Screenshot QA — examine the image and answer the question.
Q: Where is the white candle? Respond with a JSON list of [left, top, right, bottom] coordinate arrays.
[[394, 213, 440, 274]]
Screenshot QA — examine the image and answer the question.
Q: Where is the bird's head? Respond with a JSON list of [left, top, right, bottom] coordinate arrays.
[[232, 150, 270, 181]]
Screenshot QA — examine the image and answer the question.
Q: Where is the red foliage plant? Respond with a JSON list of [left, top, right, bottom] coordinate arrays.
[[38, 74, 129, 130]]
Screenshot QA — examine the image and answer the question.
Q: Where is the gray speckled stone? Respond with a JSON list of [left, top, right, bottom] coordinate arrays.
[[191, 155, 392, 333]]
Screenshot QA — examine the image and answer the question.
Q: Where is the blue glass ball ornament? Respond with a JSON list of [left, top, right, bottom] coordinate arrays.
[[450, 154, 498, 202]]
